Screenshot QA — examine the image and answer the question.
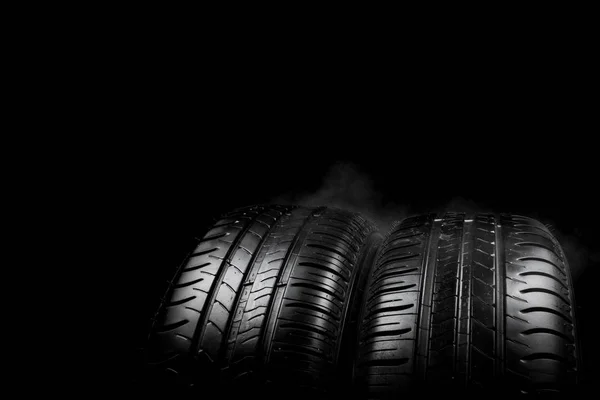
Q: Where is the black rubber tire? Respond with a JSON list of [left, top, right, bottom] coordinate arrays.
[[353, 213, 580, 398], [144, 204, 380, 396]]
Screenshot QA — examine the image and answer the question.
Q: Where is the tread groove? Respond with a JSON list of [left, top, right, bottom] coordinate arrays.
[[271, 342, 328, 359], [363, 327, 412, 342], [358, 358, 410, 367], [364, 304, 414, 319], [173, 277, 204, 288], [521, 353, 570, 364], [279, 322, 335, 339], [156, 319, 189, 333], [517, 257, 566, 276], [306, 243, 352, 262], [521, 328, 573, 341], [519, 288, 569, 304], [190, 248, 219, 257], [513, 231, 552, 240], [378, 254, 421, 269], [285, 301, 339, 320], [380, 242, 420, 257], [291, 282, 344, 302], [372, 268, 419, 284], [518, 271, 568, 289], [520, 307, 572, 323], [298, 261, 347, 279], [183, 262, 212, 272], [370, 284, 417, 297], [313, 231, 358, 250], [516, 242, 561, 258], [199, 232, 229, 243], [166, 296, 196, 307]]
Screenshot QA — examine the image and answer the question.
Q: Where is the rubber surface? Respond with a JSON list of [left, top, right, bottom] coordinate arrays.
[[144, 204, 380, 395], [353, 213, 579, 397]]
